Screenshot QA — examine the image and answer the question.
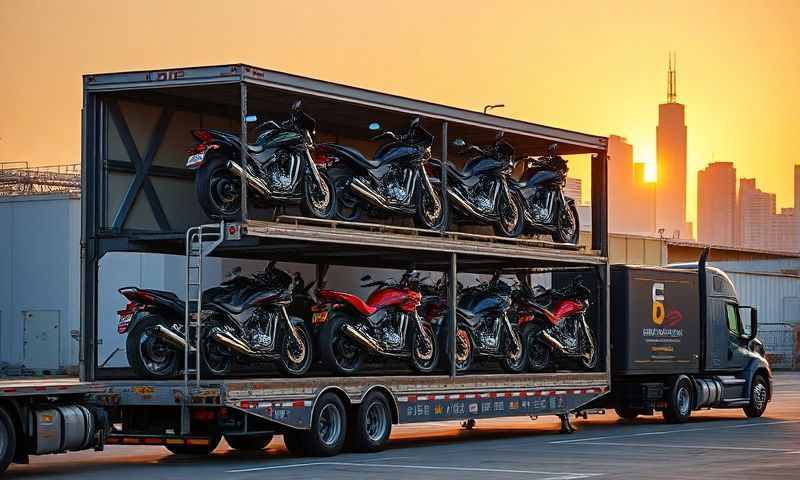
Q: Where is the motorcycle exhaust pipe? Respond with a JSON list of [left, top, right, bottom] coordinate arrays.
[[152, 325, 190, 350], [210, 327, 260, 356], [342, 324, 383, 353], [540, 331, 565, 351], [227, 161, 272, 197], [447, 189, 484, 218], [349, 178, 389, 210]]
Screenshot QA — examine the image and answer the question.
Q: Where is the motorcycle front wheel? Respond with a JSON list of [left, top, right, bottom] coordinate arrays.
[[552, 202, 580, 244], [279, 321, 313, 377], [501, 324, 527, 373], [410, 322, 439, 373], [579, 332, 599, 370], [523, 324, 552, 372], [493, 191, 525, 238], [300, 170, 336, 220], [414, 184, 447, 231], [196, 153, 242, 221], [126, 314, 182, 379], [319, 313, 364, 375]]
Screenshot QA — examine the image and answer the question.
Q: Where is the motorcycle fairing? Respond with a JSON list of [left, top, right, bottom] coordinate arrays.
[[515, 169, 562, 190], [210, 287, 290, 314], [317, 289, 378, 316], [367, 288, 421, 313]]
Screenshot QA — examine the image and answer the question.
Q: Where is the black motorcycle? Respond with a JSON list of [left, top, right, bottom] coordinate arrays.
[[448, 273, 526, 373], [118, 263, 313, 378], [512, 144, 579, 244], [513, 277, 597, 372], [186, 100, 335, 221], [431, 132, 525, 237], [318, 118, 445, 230]]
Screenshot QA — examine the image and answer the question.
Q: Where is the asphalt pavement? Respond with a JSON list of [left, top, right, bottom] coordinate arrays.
[[8, 372, 800, 479]]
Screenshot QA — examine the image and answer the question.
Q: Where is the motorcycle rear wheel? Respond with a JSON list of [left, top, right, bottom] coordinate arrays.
[[523, 324, 552, 372], [196, 153, 242, 221], [200, 333, 234, 377], [126, 314, 182, 379], [410, 322, 439, 373], [552, 202, 580, 244], [319, 313, 364, 375]]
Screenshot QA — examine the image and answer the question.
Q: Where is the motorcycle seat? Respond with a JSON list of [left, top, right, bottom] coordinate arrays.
[[213, 291, 278, 314], [321, 143, 381, 170], [318, 289, 377, 316]]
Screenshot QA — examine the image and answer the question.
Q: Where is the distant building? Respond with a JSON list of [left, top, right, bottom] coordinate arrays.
[[697, 162, 736, 246], [774, 208, 796, 252], [655, 56, 691, 239], [737, 178, 777, 250], [607, 135, 655, 235]]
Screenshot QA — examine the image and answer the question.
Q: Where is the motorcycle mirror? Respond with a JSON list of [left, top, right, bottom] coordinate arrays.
[[245, 115, 258, 123], [360, 274, 372, 282], [452, 138, 466, 147], [292, 100, 302, 111], [368, 122, 381, 131], [229, 266, 242, 276]]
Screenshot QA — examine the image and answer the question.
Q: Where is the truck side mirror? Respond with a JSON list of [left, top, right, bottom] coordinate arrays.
[[739, 305, 758, 341]]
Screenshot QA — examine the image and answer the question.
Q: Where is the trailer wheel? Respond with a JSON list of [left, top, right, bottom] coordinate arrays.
[[744, 374, 769, 418], [306, 393, 347, 456], [614, 407, 640, 421], [663, 377, 693, 424], [164, 435, 221, 455], [0, 407, 16, 474], [225, 433, 274, 451], [352, 391, 393, 453], [282, 430, 309, 456]]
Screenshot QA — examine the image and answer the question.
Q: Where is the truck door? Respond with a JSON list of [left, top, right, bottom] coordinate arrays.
[[724, 302, 748, 370]]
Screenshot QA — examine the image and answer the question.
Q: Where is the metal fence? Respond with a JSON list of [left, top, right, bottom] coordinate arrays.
[[760, 323, 797, 370]]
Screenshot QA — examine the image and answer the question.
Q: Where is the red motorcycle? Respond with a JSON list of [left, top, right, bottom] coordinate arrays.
[[313, 271, 439, 375], [514, 277, 598, 372]]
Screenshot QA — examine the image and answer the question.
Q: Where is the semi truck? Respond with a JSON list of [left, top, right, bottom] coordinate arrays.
[[0, 64, 770, 474]]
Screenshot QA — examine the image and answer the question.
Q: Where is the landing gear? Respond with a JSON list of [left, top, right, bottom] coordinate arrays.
[[559, 413, 577, 434]]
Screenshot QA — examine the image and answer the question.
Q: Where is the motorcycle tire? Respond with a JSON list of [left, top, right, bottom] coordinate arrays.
[[328, 167, 363, 222], [200, 332, 234, 378], [126, 314, 183, 380], [443, 326, 473, 373], [493, 190, 525, 238], [414, 183, 447, 231], [410, 322, 439, 373], [552, 202, 580, 244], [319, 313, 364, 375], [501, 324, 528, 373], [523, 323, 552, 372], [300, 170, 336, 220], [196, 153, 242, 221], [579, 332, 599, 370], [278, 321, 314, 377]]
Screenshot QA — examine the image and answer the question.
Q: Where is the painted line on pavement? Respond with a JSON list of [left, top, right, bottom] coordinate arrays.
[[571, 441, 799, 453], [226, 461, 604, 478], [550, 419, 800, 444]]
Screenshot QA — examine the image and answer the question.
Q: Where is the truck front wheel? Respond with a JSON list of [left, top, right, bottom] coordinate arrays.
[[744, 375, 769, 418], [0, 407, 16, 474], [663, 377, 693, 424]]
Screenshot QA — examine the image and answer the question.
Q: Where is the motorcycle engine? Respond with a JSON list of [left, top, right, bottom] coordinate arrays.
[[379, 168, 411, 203], [473, 180, 495, 213], [551, 317, 578, 352], [264, 150, 294, 192], [243, 309, 277, 350], [529, 190, 555, 224], [477, 319, 498, 350]]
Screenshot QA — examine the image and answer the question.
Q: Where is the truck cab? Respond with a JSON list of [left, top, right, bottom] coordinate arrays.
[[606, 249, 772, 423]]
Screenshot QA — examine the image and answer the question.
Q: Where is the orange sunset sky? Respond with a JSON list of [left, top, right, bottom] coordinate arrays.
[[1, 0, 798, 231]]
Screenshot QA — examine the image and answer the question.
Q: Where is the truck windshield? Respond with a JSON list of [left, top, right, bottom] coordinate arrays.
[[726, 304, 740, 335]]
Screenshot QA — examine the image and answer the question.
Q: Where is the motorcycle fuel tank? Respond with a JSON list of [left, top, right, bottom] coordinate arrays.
[[462, 157, 507, 177], [256, 129, 303, 149], [374, 144, 421, 167], [367, 288, 421, 312], [458, 290, 510, 316]]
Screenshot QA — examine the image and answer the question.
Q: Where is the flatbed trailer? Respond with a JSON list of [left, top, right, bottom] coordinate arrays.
[[0, 63, 610, 472]]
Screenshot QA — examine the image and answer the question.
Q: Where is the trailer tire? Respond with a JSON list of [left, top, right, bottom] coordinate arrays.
[[282, 430, 309, 456], [352, 391, 392, 453], [225, 433, 274, 451], [307, 393, 347, 456], [0, 407, 16, 475], [164, 434, 221, 455], [744, 374, 769, 418], [663, 377, 693, 424]]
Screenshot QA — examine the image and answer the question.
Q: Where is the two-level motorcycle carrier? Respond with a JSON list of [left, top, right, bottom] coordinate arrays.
[[79, 63, 611, 454]]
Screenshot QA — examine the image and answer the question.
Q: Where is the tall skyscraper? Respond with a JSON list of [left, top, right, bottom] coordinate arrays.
[[697, 162, 736, 246], [607, 135, 655, 234], [655, 53, 690, 239], [737, 178, 776, 250]]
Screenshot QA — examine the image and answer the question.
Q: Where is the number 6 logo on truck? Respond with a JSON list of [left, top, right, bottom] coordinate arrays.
[[652, 282, 665, 326]]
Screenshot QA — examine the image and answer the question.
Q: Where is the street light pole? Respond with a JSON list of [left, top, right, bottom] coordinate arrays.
[[483, 104, 505, 114]]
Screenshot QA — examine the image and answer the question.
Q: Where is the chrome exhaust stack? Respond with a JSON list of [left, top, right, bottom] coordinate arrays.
[[447, 189, 484, 218], [209, 327, 279, 359], [349, 177, 388, 210], [227, 160, 272, 197], [342, 324, 382, 353], [152, 325, 192, 351], [540, 331, 565, 352]]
